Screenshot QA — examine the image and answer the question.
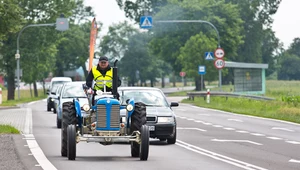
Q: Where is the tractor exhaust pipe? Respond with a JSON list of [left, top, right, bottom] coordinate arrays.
[[112, 60, 118, 99]]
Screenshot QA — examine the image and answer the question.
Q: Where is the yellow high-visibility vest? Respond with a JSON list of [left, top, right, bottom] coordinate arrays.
[[92, 66, 113, 90]]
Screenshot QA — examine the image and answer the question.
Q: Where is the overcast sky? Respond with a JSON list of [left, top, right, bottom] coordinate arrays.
[[84, 0, 300, 50]]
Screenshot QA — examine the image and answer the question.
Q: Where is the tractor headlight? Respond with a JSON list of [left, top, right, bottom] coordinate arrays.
[[126, 104, 134, 111], [82, 104, 90, 111], [157, 117, 174, 123], [51, 98, 54, 101]]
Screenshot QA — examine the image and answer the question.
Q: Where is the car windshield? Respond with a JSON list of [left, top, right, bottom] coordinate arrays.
[[51, 81, 69, 93], [62, 84, 86, 98], [119, 90, 168, 107]]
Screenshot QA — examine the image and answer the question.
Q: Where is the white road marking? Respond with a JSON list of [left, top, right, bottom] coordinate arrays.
[[213, 125, 223, 128], [194, 120, 204, 123], [176, 140, 267, 170], [271, 127, 294, 132], [177, 127, 206, 132], [187, 118, 195, 121], [285, 141, 300, 144], [223, 127, 235, 131], [187, 105, 300, 126], [211, 139, 263, 146], [28, 101, 38, 105], [289, 159, 300, 163], [228, 119, 243, 122], [180, 116, 187, 119], [198, 113, 210, 116], [203, 122, 212, 125], [23, 108, 57, 170], [250, 133, 265, 137], [266, 137, 282, 140], [236, 130, 249, 133]]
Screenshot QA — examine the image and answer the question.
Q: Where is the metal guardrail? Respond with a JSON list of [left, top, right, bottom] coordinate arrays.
[[187, 91, 275, 101]]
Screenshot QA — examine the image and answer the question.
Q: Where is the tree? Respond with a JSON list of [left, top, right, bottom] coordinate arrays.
[[149, 0, 243, 87], [99, 21, 138, 61]]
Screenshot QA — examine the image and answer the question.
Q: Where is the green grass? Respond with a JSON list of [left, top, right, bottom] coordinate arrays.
[[172, 80, 300, 124], [0, 125, 20, 134], [1, 89, 46, 106]]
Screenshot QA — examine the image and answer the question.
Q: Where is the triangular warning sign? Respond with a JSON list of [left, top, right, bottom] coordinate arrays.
[[205, 52, 214, 60], [141, 17, 152, 27]]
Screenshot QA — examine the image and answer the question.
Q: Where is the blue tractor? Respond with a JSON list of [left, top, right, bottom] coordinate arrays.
[[60, 60, 150, 161]]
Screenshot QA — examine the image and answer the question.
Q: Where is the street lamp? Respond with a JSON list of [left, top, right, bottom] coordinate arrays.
[[15, 14, 69, 99]]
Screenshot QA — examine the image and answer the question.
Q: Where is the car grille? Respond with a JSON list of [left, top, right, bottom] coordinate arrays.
[[147, 116, 156, 122], [97, 104, 120, 128]]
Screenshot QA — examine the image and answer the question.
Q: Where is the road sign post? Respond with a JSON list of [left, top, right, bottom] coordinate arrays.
[[214, 47, 225, 91], [180, 72, 186, 90], [198, 66, 206, 91], [15, 14, 69, 99]]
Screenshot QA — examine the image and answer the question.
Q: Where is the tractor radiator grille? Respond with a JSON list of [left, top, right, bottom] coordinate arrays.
[[97, 104, 120, 128]]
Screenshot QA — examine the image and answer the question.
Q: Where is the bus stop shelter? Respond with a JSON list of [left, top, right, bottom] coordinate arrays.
[[225, 61, 269, 95]]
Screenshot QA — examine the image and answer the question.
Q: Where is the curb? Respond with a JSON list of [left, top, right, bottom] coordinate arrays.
[[0, 106, 21, 110]]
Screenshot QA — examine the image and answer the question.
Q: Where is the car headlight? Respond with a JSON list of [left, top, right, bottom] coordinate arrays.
[[51, 98, 54, 101], [126, 104, 134, 111], [157, 117, 174, 123], [82, 104, 90, 111]]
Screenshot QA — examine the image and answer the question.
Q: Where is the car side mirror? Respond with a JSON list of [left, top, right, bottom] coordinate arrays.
[[170, 102, 179, 107]]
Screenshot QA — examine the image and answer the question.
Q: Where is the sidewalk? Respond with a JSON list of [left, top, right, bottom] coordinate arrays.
[[0, 107, 41, 170]]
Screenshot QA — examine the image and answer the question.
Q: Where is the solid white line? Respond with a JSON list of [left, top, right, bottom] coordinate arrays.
[[176, 140, 267, 170], [211, 139, 263, 146], [289, 159, 300, 163], [203, 122, 212, 125], [187, 118, 195, 121], [24, 108, 57, 170], [177, 127, 207, 132], [266, 137, 282, 140], [194, 120, 204, 123], [271, 127, 294, 132]]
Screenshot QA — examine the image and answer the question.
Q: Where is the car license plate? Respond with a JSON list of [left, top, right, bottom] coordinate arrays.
[[149, 126, 155, 131]]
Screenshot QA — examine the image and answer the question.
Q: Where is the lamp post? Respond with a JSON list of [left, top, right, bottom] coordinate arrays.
[[15, 14, 69, 99]]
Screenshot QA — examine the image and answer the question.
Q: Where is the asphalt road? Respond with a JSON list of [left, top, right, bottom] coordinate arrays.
[[26, 96, 300, 170]]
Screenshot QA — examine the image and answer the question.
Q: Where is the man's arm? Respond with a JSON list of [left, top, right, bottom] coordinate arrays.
[[86, 71, 94, 88]]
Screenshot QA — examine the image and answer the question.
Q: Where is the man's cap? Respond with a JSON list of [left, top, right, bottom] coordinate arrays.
[[99, 56, 108, 62]]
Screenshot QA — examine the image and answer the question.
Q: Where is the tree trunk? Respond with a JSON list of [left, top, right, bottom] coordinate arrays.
[[30, 83, 32, 98], [33, 82, 38, 97], [172, 71, 176, 87], [184, 77, 187, 86], [7, 73, 15, 100], [161, 76, 165, 88], [150, 78, 154, 87], [42, 80, 46, 95]]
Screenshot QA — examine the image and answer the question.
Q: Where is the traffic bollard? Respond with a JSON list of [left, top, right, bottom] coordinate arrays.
[[0, 88, 2, 104], [206, 89, 210, 104]]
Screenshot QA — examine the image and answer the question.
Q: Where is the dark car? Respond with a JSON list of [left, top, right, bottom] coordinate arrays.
[[118, 87, 179, 144]]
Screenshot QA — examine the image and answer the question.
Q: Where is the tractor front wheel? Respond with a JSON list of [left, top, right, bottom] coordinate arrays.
[[139, 125, 149, 161], [61, 102, 77, 157], [67, 124, 76, 160]]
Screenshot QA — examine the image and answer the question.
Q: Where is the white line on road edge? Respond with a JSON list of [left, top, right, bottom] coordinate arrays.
[[266, 137, 282, 140], [24, 108, 57, 170], [228, 119, 243, 122], [289, 159, 300, 163], [176, 140, 267, 170], [285, 141, 300, 145], [177, 127, 207, 132], [211, 139, 263, 145], [198, 113, 210, 116], [271, 127, 294, 132]]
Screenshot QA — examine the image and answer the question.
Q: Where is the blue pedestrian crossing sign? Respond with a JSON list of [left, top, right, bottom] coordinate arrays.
[[198, 65, 206, 75], [140, 16, 153, 29], [205, 52, 214, 60]]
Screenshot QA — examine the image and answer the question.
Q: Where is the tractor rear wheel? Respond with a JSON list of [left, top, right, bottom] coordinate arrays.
[[130, 102, 147, 157], [61, 102, 77, 157]]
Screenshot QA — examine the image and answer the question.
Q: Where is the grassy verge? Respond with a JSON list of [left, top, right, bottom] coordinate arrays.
[[173, 80, 300, 124], [0, 125, 20, 134], [1, 89, 46, 106]]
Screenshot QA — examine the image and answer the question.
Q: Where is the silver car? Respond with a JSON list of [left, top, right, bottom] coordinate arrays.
[[54, 81, 88, 128]]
